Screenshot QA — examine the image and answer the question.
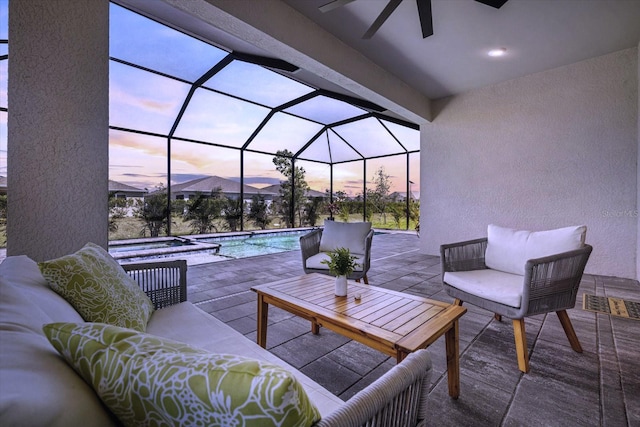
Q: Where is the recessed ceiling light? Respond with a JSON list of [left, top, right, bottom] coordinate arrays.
[[488, 48, 507, 57]]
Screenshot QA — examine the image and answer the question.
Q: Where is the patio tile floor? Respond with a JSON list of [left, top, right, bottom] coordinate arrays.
[[186, 232, 640, 426]]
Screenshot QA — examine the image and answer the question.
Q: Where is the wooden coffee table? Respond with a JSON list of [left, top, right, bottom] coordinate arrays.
[[251, 273, 467, 398]]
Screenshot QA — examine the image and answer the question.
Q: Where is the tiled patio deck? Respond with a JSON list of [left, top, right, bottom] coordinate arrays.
[[186, 232, 639, 426]]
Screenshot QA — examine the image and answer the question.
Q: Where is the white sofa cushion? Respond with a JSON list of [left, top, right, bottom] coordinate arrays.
[[147, 302, 344, 417], [444, 269, 524, 308], [485, 224, 587, 275], [305, 252, 366, 272], [318, 220, 371, 255], [0, 256, 84, 327], [0, 257, 117, 427]]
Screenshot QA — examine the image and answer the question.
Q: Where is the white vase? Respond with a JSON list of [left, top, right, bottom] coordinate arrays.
[[335, 275, 347, 296]]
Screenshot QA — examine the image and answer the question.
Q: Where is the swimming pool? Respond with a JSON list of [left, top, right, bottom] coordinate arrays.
[[110, 229, 314, 265], [109, 238, 194, 253], [196, 230, 309, 259], [109, 237, 220, 262]]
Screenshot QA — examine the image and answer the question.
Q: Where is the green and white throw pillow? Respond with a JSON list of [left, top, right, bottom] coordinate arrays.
[[38, 242, 154, 332], [43, 322, 321, 427]]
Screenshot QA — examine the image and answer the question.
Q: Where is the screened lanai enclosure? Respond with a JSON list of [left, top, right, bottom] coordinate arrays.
[[0, 1, 420, 243]]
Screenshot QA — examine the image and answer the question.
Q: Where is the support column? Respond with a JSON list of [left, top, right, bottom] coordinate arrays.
[[7, 0, 109, 260]]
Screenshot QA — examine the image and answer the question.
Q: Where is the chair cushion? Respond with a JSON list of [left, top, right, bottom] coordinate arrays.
[[319, 220, 371, 255], [485, 224, 587, 275], [43, 322, 322, 427], [146, 302, 344, 417], [0, 256, 84, 328], [38, 242, 154, 332], [444, 270, 524, 308], [0, 257, 116, 427], [305, 252, 365, 272]]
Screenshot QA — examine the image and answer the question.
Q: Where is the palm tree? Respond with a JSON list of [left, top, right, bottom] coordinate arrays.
[[248, 194, 271, 230], [135, 185, 169, 237], [183, 188, 224, 234]]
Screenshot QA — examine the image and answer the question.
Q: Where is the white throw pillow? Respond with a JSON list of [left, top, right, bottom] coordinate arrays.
[[485, 224, 586, 275], [318, 220, 372, 255]]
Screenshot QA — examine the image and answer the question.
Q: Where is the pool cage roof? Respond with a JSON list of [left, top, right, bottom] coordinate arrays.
[[0, 3, 419, 231], [108, 3, 420, 230], [109, 3, 419, 161]]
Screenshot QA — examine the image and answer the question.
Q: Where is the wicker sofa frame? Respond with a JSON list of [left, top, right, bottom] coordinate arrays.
[[123, 259, 432, 427]]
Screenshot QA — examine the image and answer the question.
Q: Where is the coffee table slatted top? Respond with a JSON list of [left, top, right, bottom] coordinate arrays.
[[251, 274, 466, 358]]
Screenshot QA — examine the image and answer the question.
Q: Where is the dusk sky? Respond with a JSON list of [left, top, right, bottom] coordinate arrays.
[[0, 1, 420, 197]]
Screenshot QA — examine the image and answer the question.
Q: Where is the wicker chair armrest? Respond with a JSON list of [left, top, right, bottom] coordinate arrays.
[[314, 349, 432, 427], [440, 237, 488, 273], [521, 245, 593, 314], [300, 229, 323, 262], [359, 229, 375, 272], [122, 259, 187, 310]]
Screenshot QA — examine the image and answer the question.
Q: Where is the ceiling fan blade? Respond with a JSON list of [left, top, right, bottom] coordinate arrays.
[[319, 0, 356, 13], [475, 0, 508, 9], [363, 0, 403, 39], [416, 0, 433, 38]]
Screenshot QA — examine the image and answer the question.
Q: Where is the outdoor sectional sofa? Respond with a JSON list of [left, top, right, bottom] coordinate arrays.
[[0, 247, 433, 427]]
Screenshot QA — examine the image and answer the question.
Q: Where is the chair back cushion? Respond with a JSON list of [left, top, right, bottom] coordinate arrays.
[[319, 220, 372, 255], [485, 224, 587, 275]]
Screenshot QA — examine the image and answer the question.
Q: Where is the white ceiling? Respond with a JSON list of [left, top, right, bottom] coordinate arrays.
[[119, 0, 640, 104], [283, 0, 640, 99]]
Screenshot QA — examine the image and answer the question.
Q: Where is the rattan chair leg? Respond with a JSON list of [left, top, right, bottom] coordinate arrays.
[[512, 318, 530, 373], [556, 310, 583, 352]]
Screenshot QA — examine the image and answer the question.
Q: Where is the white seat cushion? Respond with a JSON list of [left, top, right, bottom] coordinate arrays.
[[0, 256, 116, 427], [305, 252, 365, 272], [319, 220, 371, 255], [444, 269, 524, 308], [485, 224, 586, 275], [147, 302, 344, 417]]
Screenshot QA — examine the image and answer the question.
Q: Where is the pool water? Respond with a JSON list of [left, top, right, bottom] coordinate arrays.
[[198, 230, 308, 258]]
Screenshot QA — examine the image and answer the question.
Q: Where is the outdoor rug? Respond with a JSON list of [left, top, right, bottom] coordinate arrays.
[[583, 294, 640, 320]]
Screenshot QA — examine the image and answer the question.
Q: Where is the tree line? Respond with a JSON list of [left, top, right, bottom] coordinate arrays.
[[108, 150, 419, 237]]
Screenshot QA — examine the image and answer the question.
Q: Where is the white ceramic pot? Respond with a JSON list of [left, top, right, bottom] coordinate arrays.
[[335, 275, 347, 296]]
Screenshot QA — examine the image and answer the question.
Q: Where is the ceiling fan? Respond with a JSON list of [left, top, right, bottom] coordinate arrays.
[[319, 0, 508, 39]]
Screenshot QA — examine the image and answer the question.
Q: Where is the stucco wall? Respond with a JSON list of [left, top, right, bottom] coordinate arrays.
[[7, 0, 109, 261], [421, 47, 638, 279], [637, 42, 640, 281]]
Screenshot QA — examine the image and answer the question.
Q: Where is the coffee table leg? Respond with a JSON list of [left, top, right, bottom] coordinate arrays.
[[257, 293, 268, 348], [445, 320, 460, 399]]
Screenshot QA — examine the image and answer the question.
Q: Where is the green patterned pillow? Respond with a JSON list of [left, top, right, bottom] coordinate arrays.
[[38, 242, 154, 332], [43, 322, 321, 427]]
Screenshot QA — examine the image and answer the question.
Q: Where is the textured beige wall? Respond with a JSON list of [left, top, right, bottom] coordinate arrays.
[[421, 48, 638, 278], [7, 0, 109, 261]]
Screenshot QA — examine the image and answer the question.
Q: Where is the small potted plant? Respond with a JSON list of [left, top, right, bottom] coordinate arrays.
[[321, 247, 359, 296]]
